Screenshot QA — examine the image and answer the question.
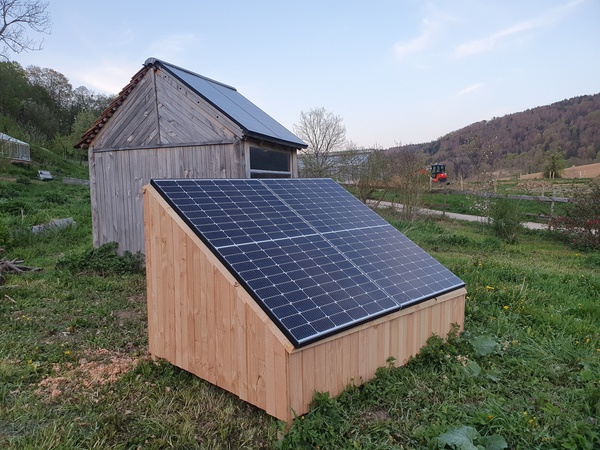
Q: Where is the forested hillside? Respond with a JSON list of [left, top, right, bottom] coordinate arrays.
[[395, 93, 600, 179], [0, 61, 112, 163]]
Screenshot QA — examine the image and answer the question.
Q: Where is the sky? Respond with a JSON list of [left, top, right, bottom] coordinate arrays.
[[10, 0, 600, 148]]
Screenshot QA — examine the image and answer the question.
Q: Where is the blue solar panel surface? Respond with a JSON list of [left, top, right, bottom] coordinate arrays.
[[151, 178, 465, 347]]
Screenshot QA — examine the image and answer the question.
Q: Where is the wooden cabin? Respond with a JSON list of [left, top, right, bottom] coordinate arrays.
[[76, 58, 306, 254], [144, 178, 466, 423]]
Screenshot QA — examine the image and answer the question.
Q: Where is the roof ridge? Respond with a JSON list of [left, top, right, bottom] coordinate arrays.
[[144, 57, 237, 92]]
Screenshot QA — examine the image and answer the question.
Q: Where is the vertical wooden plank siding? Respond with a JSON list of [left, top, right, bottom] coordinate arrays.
[[143, 186, 160, 357], [91, 143, 247, 254]]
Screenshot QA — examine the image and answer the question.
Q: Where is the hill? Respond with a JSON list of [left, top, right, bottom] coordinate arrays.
[[394, 93, 600, 180]]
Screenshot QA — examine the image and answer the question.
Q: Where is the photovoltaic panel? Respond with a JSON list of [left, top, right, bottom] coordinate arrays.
[[151, 178, 464, 347], [262, 178, 389, 233]]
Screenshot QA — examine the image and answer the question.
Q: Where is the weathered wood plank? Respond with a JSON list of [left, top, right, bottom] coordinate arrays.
[[94, 75, 156, 149], [155, 69, 242, 142], [91, 143, 243, 254]]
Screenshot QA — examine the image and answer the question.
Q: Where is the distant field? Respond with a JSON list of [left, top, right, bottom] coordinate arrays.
[[519, 162, 600, 180]]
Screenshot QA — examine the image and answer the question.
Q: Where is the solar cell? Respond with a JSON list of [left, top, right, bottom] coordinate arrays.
[[151, 178, 464, 347]]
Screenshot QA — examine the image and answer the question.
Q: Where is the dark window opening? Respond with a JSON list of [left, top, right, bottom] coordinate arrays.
[[250, 147, 291, 178]]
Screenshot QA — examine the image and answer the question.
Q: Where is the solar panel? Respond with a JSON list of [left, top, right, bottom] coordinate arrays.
[[151, 178, 465, 347]]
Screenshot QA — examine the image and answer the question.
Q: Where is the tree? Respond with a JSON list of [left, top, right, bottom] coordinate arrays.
[[0, 60, 28, 116], [26, 65, 72, 111], [294, 107, 346, 178], [0, 0, 51, 60], [543, 148, 566, 178], [354, 149, 390, 205], [26, 65, 73, 132], [387, 148, 428, 222]]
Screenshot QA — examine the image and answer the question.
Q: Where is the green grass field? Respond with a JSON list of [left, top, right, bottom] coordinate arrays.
[[0, 179, 598, 449]]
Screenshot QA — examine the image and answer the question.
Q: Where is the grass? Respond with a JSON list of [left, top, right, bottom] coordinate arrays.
[[1, 180, 599, 449], [375, 188, 569, 222]]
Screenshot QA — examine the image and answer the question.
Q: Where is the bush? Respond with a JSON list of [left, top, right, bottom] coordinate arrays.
[[488, 198, 523, 243], [0, 219, 13, 248], [0, 199, 29, 215], [16, 176, 31, 185], [56, 242, 145, 276], [550, 182, 600, 250]]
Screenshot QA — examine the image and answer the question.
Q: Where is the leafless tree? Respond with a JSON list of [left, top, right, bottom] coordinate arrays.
[[294, 107, 346, 178], [352, 148, 390, 204], [0, 0, 51, 60], [388, 148, 428, 221]]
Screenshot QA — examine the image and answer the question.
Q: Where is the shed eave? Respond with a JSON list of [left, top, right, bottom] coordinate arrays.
[[243, 130, 308, 149]]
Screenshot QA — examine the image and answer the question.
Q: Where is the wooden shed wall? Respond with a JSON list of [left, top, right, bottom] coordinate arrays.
[[144, 184, 466, 423], [91, 142, 245, 254]]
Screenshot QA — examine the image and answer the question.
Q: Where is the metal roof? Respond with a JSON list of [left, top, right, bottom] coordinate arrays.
[[146, 58, 307, 149], [0, 133, 29, 146]]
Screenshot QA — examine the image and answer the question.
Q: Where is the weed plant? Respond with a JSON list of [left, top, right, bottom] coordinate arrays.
[[550, 182, 600, 250], [488, 198, 524, 243], [0, 180, 598, 449]]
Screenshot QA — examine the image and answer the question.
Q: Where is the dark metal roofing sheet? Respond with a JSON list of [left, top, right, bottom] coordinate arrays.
[[147, 58, 306, 148]]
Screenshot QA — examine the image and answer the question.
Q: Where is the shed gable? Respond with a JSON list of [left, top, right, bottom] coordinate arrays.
[[90, 68, 243, 151]]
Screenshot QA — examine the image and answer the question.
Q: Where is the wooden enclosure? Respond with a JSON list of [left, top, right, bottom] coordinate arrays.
[[144, 184, 466, 423], [76, 58, 305, 254]]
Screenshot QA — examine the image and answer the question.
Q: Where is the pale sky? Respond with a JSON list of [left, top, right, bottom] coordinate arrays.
[[11, 0, 600, 148]]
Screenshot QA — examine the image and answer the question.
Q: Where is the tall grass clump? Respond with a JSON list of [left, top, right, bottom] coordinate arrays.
[[488, 198, 523, 243], [56, 242, 145, 276]]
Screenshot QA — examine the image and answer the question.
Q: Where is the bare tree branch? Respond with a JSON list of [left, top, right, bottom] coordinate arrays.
[[0, 0, 51, 60], [293, 107, 346, 178]]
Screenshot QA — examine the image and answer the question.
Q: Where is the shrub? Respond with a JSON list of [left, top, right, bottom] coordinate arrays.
[[488, 198, 523, 243], [0, 199, 29, 215], [42, 192, 68, 205], [16, 176, 31, 185], [0, 219, 13, 248], [550, 182, 600, 250], [0, 183, 20, 199], [56, 242, 145, 276]]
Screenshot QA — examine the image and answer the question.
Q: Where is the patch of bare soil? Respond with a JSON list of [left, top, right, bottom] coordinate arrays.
[[34, 348, 148, 402], [361, 409, 391, 423], [128, 294, 146, 304], [113, 309, 142, 323]]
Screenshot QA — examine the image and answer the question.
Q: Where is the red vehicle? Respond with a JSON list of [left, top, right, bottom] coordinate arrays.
[[430, 164, 447, 183]]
